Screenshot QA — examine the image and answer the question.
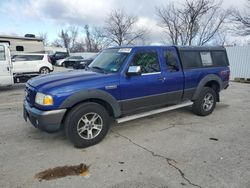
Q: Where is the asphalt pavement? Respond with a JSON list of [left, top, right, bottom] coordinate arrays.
[[0, 73, 249, 188]]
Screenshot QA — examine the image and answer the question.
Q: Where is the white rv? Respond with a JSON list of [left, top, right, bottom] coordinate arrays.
[[0, 35, 44, 54]]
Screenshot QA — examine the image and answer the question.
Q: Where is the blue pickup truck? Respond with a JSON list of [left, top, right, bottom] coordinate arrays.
[[23, 46, 230, 148]]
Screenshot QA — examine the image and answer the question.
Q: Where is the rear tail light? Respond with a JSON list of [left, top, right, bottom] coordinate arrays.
[[47, 56, 52, 64], [220, 70, 230, 81], [227, 70, 230, 81]]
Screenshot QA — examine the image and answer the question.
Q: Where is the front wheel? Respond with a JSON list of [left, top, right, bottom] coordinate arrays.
[[192, 87, 217, 116], [64, 102, 110, 148]]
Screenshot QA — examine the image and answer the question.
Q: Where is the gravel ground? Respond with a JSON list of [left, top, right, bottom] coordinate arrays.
[[0, 78, 249, 188]]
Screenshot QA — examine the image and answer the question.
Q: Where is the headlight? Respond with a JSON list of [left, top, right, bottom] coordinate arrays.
[[80, 61, 87, 65], [35, 92, 54, 106]]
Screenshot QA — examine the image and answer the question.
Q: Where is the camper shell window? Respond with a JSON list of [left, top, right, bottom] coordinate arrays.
[[179, 49, 229, 69]]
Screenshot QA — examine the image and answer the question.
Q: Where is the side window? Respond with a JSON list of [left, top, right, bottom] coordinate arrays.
[[55, 53, 63, 58], [200, 52, 213, 67], [12, 55, 43, 61], [164, 50, 178, 72], [130, 50, 160, 74], [211, 51, 229, 66], [0, 45, 6, 61], [12, 55, 28, 61], [27, 55, 43, 61], [181, 51, 202, 69]]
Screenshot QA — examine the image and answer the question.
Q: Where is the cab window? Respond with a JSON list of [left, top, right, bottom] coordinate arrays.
[[130, 50, 160, 74], [164, 50, 179, 72]]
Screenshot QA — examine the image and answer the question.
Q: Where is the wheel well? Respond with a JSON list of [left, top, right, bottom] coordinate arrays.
[[60, 98, 115, 130], [88, 98, 114, 117], [204, 81, 220, 101], [65, 98, 114, 118], [205, 81, 220, 92]]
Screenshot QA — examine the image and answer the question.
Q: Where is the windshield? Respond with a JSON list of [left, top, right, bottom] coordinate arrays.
[[88, 48, 131, 73]]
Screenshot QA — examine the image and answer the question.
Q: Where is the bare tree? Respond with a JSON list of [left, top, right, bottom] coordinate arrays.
[[231, 0, 250, 36], [156, 0, 229, 46], [84, 25, 107, 52], [91, 27, 108, 51], [84, 25, 92, 51], [71, 40, 86, 52], [38, 32, 49, 46], [52, 26, 78, 52], [104, 10, 147, 46]]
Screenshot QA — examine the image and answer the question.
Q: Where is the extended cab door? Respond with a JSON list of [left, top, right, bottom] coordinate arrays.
[[160, 47, 184, 104], [119, 49, 168, 114], [0, 44, 13, 86]]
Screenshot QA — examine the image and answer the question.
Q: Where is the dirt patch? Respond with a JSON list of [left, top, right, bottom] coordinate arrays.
[[35, 163, 89, 181]]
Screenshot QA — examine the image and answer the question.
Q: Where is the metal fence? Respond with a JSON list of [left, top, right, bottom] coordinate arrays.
[[226, 46, 250, 80]]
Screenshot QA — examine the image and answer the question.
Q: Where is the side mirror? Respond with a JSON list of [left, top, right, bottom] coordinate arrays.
[[127, 66, 142, 76]]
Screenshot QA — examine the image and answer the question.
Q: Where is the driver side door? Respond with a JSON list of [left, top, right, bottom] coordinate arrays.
[[119, 49, 167, 114], [0, 44, 13, 86]]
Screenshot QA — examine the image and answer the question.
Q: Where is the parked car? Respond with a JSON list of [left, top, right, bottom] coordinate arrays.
[[12, 53, 53, 74], [23, 46, 230, 148], [72, 56, 96, 69], [56, 56, 85, 67], [50, 52, 69, 65]]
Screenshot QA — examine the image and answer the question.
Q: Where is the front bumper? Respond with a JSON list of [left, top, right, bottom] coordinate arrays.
[[23, 100, 66, 132]]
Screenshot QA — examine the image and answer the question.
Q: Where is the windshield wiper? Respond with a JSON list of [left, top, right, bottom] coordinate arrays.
[[91, 66, 108, 74]]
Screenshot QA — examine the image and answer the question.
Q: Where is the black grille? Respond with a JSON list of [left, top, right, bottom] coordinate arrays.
[[25, 85, 36, 107]]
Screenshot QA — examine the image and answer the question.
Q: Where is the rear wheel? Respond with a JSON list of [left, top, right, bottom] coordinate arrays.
[[62, 62, 67, 67], [192, 87, 217, 116], [39, 67, 50, 74], [64, 102, 110, 148]]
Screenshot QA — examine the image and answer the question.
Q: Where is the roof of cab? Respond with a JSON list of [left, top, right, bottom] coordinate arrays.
[[108, 45, 226, 51]]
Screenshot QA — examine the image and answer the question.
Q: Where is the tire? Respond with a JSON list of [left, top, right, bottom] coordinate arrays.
[[192, 87, 217, 116], [64, 102, 110, 148], [62, 62, 67, 68], [39, 67, 50, 74]]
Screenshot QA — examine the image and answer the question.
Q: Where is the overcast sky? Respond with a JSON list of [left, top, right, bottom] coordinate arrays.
[[0, 0, 247, 45]]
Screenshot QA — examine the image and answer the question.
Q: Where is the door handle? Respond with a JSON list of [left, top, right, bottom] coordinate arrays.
[[158, 77, 166, 82], [7, 67, 10, 71]]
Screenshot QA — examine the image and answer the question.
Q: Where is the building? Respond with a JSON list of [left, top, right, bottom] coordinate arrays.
[[0, 35, 44, 53], [44, 46, 67, 55]]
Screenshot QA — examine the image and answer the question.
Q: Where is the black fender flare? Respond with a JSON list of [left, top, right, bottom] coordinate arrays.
[[60, 89, 121, 117], [192, 74, 222, 100]]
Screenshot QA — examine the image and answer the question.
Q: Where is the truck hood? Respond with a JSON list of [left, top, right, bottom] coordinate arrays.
[[28, 70, 105, 90]]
